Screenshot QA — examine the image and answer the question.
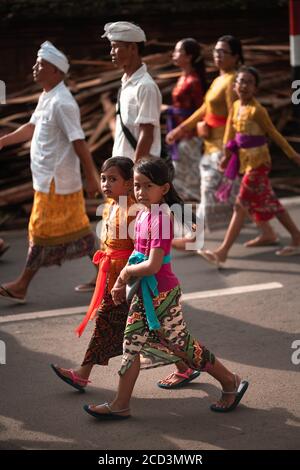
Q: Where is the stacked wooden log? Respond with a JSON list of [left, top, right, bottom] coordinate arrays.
[[0, 38, 298, 227]]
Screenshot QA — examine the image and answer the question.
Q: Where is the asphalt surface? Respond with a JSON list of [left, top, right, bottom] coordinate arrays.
[[0, 201, 299, 450]]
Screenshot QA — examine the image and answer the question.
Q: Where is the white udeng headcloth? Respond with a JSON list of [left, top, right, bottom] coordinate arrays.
[[101, 22, 146, 42], [37, 41, 69, 74]]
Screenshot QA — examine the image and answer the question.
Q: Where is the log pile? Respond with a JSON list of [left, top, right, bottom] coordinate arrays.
[[0, 38, 299, 228]]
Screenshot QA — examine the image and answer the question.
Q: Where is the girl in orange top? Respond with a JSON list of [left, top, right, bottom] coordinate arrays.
[[51, 157, 137, 391], [199, 66, 300, 267]]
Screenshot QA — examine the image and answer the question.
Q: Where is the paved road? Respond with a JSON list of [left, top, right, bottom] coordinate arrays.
[[0, 202, 299, 450]]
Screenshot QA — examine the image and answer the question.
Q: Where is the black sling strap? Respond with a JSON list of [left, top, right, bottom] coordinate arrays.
[[116, 88, 138, 150]]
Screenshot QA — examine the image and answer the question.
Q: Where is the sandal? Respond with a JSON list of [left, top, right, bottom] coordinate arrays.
[[50, 364, 91, 392], [74, 282, 96, 293], [157, 368, 201, 389], [244, 237, 280, 247], [0, 285, 26, 304], [275, 245, 300, 256], [83, 402, 131, 420], [197, 250, 225, 269], [210, 375, 249, 413]]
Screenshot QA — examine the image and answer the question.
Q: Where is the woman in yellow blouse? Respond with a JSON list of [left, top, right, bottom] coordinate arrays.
[[199, 66, 300, 266], [167, 35, 243, 232], [167, 36, 276, 246]]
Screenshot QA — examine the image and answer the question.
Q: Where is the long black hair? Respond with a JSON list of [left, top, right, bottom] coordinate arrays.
[[101, 156, 134, 180], [134, 158, 197, 227], [180, 37, 207, 93], [218, 35, 244, 66]]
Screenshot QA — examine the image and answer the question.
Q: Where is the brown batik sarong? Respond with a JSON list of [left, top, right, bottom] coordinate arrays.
[[82, 290, 129, 366]]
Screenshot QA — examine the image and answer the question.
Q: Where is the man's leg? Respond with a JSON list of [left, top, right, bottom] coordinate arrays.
[[0, 266, 38, 300]]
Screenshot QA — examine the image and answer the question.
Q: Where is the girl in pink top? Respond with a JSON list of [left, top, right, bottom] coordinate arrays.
[[83, 158, 249, 420], [134, 207, 180, 293]]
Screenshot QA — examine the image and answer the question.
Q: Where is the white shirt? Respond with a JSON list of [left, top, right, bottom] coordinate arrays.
[[30, 81, 85, 194], [113, 64, 162, 160]]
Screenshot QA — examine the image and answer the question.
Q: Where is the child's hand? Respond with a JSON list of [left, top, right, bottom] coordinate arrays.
[[292, 154, 300, 166], [111, 285, 126, 305]]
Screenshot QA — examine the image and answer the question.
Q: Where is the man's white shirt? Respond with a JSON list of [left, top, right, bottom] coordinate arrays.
[[30, 81, 85, 194], [113, 63, 162, 160]]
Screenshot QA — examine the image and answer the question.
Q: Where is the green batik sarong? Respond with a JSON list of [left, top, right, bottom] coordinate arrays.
[[119, 285, 215, 376]]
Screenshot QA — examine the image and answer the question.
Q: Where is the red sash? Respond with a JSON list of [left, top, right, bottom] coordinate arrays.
[[75, 247, 133, 337], [204, 112, 227, 128]]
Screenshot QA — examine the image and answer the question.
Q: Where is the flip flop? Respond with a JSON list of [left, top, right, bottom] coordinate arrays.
[[197, 250, 225, 269], [74, 282, 96, 292], [0, 285, 26, 304], [210, 376, 249, 413], [244, 237, 280, 247], [83, 402, 131, 420], [157, 368, 201, 389], [275, 245, 300, 256], [50, 363, 90, 392], [0, 243, 10, 258]]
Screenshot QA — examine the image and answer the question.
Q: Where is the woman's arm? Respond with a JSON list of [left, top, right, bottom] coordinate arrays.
[[165, 103, 207, 145]]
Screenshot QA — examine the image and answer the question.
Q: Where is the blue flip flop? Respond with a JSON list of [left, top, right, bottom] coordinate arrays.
[[210, 378, 249, 413], [83, 403, 131, 420], [157, 368, 201, 389]]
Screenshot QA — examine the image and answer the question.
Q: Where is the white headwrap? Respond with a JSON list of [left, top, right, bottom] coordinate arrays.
[[101, 22, 146, 42], [37, 41, 69, 74]]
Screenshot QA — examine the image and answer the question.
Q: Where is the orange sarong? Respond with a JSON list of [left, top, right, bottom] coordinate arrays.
[[75, 247, 132, 337]]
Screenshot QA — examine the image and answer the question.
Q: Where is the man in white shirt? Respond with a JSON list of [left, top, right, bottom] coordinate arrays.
[[0, 41, 101, 303], [102, 22, 162, 162]]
